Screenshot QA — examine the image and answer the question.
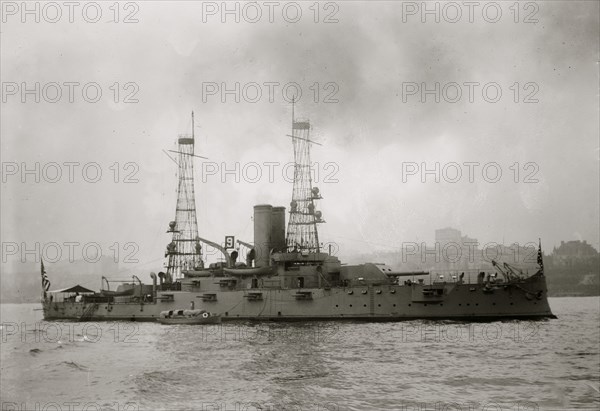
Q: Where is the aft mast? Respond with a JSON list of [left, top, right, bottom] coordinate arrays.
[[165, 112, 204, 278], [285, 100, 324, 253]]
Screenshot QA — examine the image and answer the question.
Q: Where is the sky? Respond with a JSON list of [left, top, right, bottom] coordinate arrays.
[[1, 1, 599, 278]]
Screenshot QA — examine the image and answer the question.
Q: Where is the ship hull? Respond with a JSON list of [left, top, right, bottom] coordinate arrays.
[[42, 274, 555, 321]]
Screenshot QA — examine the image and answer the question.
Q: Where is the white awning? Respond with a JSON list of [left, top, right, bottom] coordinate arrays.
[[48, 285, 95, 294]]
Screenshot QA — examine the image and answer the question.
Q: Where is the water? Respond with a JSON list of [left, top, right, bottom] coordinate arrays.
[[1, 297, 598, 411]]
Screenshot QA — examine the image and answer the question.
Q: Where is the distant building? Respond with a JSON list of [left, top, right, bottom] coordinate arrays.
[[435, 227, 463, 246], [433, 227, 482, 272], [552, 240, 598, 266]]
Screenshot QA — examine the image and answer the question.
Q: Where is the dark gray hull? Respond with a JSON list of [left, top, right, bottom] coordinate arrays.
[[43, 273, 555, 322]]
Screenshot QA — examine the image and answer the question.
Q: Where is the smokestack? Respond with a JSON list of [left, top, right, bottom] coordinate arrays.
[[150, 272, 157, 300], [254, 205, 273, 267], [271, 206, 286, 252]]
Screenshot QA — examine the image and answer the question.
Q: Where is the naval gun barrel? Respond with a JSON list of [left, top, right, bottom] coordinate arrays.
[[385, 271, 430, 277]]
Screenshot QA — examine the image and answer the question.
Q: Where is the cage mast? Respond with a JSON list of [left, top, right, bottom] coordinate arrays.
[[165, 112, 204, 278], [285, 101, 324, 253]]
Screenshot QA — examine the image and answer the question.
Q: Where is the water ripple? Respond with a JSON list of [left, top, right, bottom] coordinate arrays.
[[1, 297, 598, 410]]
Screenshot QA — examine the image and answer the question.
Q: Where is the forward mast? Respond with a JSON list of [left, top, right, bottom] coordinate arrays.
[[165, 112, 204, 278]]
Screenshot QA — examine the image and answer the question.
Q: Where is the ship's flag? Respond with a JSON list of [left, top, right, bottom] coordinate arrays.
[[41, 259, 50, 293], [537, 239, 544, 270]]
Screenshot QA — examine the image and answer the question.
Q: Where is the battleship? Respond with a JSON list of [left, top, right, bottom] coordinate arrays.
[[42, 111, 556, 321]]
